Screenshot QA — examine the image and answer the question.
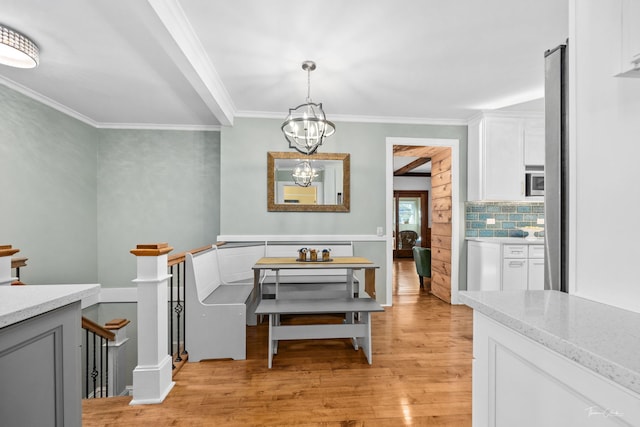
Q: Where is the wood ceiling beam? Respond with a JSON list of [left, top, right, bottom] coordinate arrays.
[[394, 157, 431, 176]]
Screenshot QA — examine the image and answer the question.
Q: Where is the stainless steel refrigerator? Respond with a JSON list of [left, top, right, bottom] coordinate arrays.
[[544, 43, 569, 292]]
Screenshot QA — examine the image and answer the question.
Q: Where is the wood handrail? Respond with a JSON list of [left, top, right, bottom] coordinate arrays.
[[167, 243, 225, 267], [11, 257, 28, 269], [82, 317, 116, 341]]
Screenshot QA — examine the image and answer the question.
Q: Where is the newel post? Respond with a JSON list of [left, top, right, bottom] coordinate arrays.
[[130, 243, 175, 405], [0, 245, 19, 286]]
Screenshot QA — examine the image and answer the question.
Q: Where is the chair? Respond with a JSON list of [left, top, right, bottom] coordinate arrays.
[[412, 247, 431, 289], [398, 230, 418, 249]]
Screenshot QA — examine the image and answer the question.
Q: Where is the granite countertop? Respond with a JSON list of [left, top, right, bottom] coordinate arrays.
[[0, 284, 100, 328], [466, 237, 544, 244], [459, 290, 640, 394]]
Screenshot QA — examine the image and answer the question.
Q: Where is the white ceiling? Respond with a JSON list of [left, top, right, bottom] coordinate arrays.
[[0, 0, 567, 129]]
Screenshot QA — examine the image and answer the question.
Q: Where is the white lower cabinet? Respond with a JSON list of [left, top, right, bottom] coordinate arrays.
[[527, 258, 545, 290], [473, 312, 640, 427], [467, 241, 544, 291], [502, 258, 527, 290]]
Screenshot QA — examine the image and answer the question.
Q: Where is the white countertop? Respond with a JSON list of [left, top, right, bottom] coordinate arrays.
[[459, 290, 640, 394], [466, 237, 544, 244], [0, 284, 100, 328]]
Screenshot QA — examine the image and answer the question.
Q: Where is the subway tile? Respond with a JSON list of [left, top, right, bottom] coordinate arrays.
[[479, 229, 495, 237], [465, 201, 546, 238]]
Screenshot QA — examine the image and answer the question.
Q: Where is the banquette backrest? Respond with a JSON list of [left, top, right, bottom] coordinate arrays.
[[186, 248, 221, 303], [215, 244, 265, 285]]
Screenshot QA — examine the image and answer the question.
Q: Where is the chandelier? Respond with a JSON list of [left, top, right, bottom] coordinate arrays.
[[281, 61, 335, 155], [292, 160, 318, 187], [0, 24, 39, 68]]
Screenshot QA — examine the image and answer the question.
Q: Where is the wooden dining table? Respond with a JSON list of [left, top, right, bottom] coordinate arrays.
[[252, 256, 382, 368], [252, 256, 378, 299]]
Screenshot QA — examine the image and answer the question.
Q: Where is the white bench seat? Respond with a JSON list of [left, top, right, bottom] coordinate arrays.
[[185, 244, 264, 362], [202, 283, 253, 305], [255, 297, 383, 368]]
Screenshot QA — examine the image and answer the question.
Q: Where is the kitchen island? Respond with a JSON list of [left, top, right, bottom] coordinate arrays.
[[460, 290, 640, 426], [0, 284, 100, 427]]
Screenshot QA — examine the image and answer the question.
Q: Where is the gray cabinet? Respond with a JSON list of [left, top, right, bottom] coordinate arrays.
[[0, 302, 81, 427]]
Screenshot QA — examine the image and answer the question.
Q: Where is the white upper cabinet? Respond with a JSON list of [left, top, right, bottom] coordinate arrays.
[[468, 113, 544, 201], [523, 118, 545, 166], [617, 0, 640, 77]]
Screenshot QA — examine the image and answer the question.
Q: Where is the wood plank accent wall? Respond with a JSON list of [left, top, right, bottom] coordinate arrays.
[[430, 149, 453, 303]]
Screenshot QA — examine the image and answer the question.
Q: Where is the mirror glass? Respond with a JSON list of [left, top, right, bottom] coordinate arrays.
[[267, 152, 350, 212]]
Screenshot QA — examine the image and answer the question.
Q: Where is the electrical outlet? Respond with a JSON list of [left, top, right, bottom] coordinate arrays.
[[486, 218, 496, 225], [537, 218, 545, 225]]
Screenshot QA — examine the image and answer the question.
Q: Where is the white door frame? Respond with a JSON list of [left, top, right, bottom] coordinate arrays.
[[385, 137, 461, 305]]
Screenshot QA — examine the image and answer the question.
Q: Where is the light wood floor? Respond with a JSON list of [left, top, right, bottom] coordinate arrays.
[[83, 260, 473, 426]]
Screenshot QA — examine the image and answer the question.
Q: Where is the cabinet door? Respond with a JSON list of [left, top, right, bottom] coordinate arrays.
[[528, 258, 545, 290], [502, 259, 528, 290], [483, 118, 524, 200], [468, 241, 501, 291], [523, 119, 545, 166]]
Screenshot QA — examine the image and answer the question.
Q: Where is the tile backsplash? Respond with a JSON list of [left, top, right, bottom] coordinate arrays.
[[465, 201, 544, 238]]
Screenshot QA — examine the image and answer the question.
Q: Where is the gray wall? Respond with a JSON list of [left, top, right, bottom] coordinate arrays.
[[97, 129, 220, 287], [0, 84, 221, 289], [0, 84, 98, 284], [220, 117, 468, 303]]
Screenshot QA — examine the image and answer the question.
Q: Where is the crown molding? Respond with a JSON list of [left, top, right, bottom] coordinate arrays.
[[235, 109, 469, 126], [0, 75, 221, 132], [467, 109, 545, 124], [0, 75, 99, 127], [96, 122, 221, 131]]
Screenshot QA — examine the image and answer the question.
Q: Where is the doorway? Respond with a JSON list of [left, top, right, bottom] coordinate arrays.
[[385, 137, 460, 305], [393, 190, 429, 258]]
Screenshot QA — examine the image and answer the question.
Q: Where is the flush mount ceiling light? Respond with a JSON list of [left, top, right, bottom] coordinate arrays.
[[292, 160, 319, 187], [0, 24, 39, 69], [281, 61, 335, 155]]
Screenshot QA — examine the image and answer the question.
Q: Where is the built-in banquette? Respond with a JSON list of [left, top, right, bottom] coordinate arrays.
[[184, 241, 376, 362]]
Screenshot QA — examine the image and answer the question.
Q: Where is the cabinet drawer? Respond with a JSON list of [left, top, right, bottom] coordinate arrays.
[[503, 245, 527, 258], [528, 245, 545, 259]]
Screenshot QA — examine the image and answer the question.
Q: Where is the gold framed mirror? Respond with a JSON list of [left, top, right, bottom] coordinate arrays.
[[267, 152, 350, 212]]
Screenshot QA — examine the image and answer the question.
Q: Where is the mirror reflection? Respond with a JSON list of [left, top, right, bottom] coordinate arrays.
[[267, 152, 350, 212]]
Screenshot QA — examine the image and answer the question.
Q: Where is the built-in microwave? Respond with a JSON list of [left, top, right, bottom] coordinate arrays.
[[525, 172, 544, 197]]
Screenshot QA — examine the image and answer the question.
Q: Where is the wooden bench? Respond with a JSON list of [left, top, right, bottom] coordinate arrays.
[[255, 297, 384, 368], [184, 244, 264, 361]]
